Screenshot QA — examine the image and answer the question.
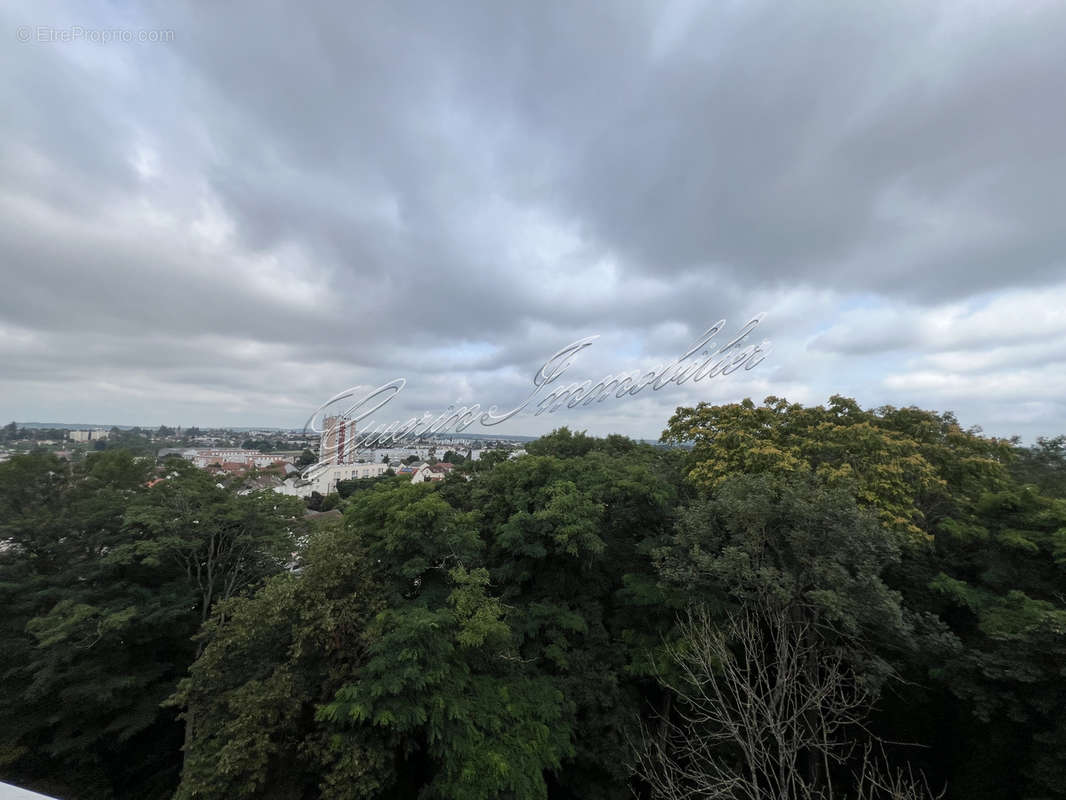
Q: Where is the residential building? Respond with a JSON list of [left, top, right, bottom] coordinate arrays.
[[319, 416, 359, 465], [189, 449, 296, 469], [409, 463, 436, 483], [69, 429, 110, 442], [275, 461, 389, 497], [158, 447, 198, 460], [410, 462, 453, 483]]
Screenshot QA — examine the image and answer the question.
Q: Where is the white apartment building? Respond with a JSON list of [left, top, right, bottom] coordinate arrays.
[[275, 461, 389, 498], [69, 429, 110, 442], [190, 449, 296, 469], [311, 461, 389, 494]]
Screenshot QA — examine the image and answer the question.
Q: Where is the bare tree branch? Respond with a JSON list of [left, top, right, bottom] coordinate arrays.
[[631, 597, 942, 800]]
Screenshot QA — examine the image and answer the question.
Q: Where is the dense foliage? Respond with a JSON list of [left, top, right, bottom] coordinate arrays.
[[0, 453, 304, 799], [0, 398, 1063, 799]]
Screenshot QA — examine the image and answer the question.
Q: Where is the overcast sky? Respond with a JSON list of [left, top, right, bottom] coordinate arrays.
[[2, 0, 1065, 442]]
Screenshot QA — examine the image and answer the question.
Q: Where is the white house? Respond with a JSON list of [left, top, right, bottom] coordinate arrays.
[[409, 464, 436, 483]]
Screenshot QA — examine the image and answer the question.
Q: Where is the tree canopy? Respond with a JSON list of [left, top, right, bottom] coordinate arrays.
[[1, 401, 1064, 799]]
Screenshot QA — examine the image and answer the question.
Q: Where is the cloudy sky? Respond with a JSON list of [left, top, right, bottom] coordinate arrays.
[[2, 0, 1065, 442]]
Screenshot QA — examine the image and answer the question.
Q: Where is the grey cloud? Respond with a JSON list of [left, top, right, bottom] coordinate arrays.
[[2, 0, 1066, 441], [148, 0, 1066, 315]]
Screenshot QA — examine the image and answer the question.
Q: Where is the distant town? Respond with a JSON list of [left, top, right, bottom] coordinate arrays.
[[0, 420, 532, 505]]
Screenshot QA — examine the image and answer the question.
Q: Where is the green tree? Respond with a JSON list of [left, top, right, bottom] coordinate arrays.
[[1010, 435, 1066, 498], [654, 470, 911, 687], [317, 492, 342, 512], [663, 395, 1012, 542], [471, 449, 510, 472], [172, 522, 392, 800], [662, 396, 1066, 800], [918, 486, 1066, 797], [336, 473, 396, 499], [0, 452, 303, 800], [457, 438, 683, 797], [122, 460, 304, 632], [0, 451, 186, 799], [525, 427, 596, 459], [318, 435, 681, 798]]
